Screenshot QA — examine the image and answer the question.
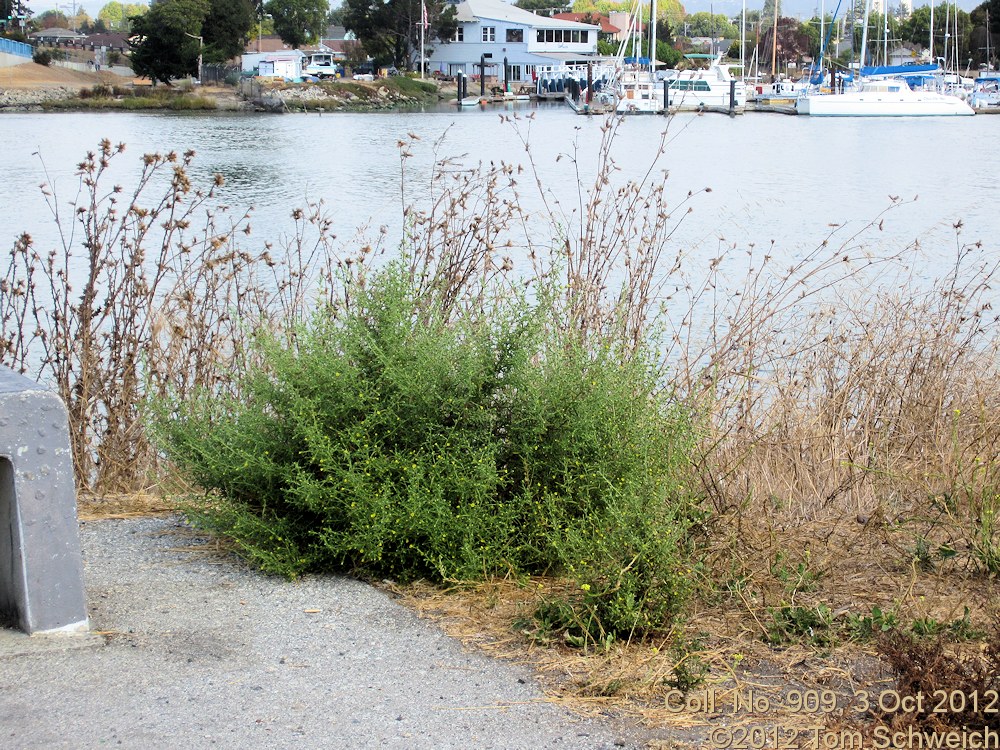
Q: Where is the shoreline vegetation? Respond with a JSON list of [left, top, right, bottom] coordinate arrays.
[[0, 66, 448, 112], [2, 124, 999, 746]]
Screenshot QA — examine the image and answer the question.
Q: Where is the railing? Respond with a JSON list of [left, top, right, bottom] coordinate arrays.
[[0, 38, 33, 59], [237, 77, 262, 100], [201, 63, 241, 86]]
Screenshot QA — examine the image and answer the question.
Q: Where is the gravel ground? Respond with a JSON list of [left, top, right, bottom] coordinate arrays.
[[0, 516, 648, 749]]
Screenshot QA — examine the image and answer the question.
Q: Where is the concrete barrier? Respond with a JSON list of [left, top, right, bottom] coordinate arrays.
[[0, 51, 28, 69], [0, 368, 88, 635]]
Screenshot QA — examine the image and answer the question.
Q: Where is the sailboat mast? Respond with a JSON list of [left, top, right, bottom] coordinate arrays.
[[820, 0, 825, 67], [650, 0, 657, 75], [988, 10, 992, 70], [930, 3, 935, 62], [954, 0, 959, 72], [859, 0, 872, 69], [944, 2, 951, 70], [882, 7, 888, 67], [770, 0, 779, 80], [741, 0, 746, 80]]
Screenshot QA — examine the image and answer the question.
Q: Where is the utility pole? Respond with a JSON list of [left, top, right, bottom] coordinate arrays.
[[184, 32, 203, 84]]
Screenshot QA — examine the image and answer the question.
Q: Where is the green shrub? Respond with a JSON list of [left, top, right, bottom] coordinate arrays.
[[153, 261, 699, 637], [32, 49, 52, 66]]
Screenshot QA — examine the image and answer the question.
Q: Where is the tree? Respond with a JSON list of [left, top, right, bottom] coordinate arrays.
[[970, 0, 1000, 67], [264, 0, 329, 49], [342, 0, 457, 69], [571, 0, 685, 29], [756, 16, 812, 74], [760, 0, 781, 31], [202, 0, 255, 61], [515, 0, 570, 16], [684, 12, 738, 39], [36, 10, 69, 29], [99, 2, 148, 33], [900, 3, 971, 60], [129, 0, 209, 84], [656, 39, 681, 67], [327, 3, 346, 25], [80, 18, 108, 34]]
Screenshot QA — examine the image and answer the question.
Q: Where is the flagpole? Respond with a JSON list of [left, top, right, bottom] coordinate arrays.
[[420, 0, 426, 79]]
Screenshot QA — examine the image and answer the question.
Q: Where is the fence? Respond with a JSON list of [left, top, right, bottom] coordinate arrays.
[[201, 63, 241, 86], [237, 77, 262, 100], [0, 38, 32, 59]]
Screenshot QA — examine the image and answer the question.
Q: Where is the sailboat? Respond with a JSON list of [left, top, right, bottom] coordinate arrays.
[[795, 0, 974, 116], [606, 0, 663, 114], [550, 0, 662, 114]]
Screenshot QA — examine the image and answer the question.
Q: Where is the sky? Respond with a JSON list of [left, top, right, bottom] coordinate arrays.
[[21, 0, 985, 24]]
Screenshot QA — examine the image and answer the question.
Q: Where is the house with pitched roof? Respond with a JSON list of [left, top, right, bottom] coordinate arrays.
[[424, 0, 599, 84]]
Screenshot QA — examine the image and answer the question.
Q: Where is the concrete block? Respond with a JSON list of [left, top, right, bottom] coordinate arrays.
[[0, 367, 88, 635]]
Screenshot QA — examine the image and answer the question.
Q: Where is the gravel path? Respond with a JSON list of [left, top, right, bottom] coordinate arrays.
[[0, 516, 646, 749]]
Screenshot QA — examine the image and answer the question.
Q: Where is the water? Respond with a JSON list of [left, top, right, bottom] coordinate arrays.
[[1, 106, 997, 296]]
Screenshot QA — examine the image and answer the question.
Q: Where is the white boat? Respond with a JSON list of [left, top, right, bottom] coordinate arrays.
[[796, 0, 973, 117], [796, 78, 974, 116], [658, 53, 746, 112], [550, 53, 744, 115], [969, 75, 1000, 109]]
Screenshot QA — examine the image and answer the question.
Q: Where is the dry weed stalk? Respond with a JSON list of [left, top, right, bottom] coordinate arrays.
[[396, 127, 527, 322], [512, 112, 703, 352], [677, 218, 1000, 597], [0, 140, 338, 494]]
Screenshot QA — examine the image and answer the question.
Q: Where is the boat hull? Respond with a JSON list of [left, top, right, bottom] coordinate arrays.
[[797, 88, 974, 116]]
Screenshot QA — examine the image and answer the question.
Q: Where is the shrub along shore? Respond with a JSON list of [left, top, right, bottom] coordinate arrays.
[[2, 129, 998, 742], [0, 75, 444, 112]]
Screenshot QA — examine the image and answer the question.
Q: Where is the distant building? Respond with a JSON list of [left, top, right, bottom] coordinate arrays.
[[241, 50, 305, 78], [424, 0, 599, 83], [244, 35, 297, 55], [28, 27, 86, 44], [551, 12, 621, 41]]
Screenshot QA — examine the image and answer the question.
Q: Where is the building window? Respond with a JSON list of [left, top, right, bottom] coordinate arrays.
[[506, 28, 523, 43], [482, 26, 495, 42], [453, 27, 464, 42], [509, 64, 522, 81]]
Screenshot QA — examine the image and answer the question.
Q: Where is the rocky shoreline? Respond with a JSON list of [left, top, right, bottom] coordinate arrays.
[[0, 85, 79, 109], [254, 81, 446, 112], [0, 76, 449, 113]]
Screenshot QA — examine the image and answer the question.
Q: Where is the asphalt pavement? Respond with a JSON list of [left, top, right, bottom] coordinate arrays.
[[0, 516, 647, 749]]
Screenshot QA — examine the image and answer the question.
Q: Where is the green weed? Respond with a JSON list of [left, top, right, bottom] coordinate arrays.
[[153, 262, 699, 637]]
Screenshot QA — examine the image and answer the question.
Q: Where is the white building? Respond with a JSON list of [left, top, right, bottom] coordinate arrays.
[[240, 51, 305, 78], [424, 0, 600, 84]]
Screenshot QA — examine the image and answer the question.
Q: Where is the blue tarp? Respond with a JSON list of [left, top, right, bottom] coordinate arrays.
[[860, 63, 939, 77]]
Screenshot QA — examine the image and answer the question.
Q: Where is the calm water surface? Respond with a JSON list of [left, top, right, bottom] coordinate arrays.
[[1, 107, 997, 294]]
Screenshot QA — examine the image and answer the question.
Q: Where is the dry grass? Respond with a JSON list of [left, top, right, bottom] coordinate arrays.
[[4, 121, 1000, 744], [76, 492, 177, 521]]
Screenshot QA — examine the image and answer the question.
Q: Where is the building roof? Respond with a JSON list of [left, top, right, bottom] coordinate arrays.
[[28, 27, 85, 40], [456, 0, 598, 30], [323, 25, 351, 41], [551, 13, 620, 34], [83, 32, 129, 48], [244, 36, 299, 54]]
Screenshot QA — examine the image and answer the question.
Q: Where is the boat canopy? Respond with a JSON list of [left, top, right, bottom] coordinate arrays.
[[860, 63, 939, 78]]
